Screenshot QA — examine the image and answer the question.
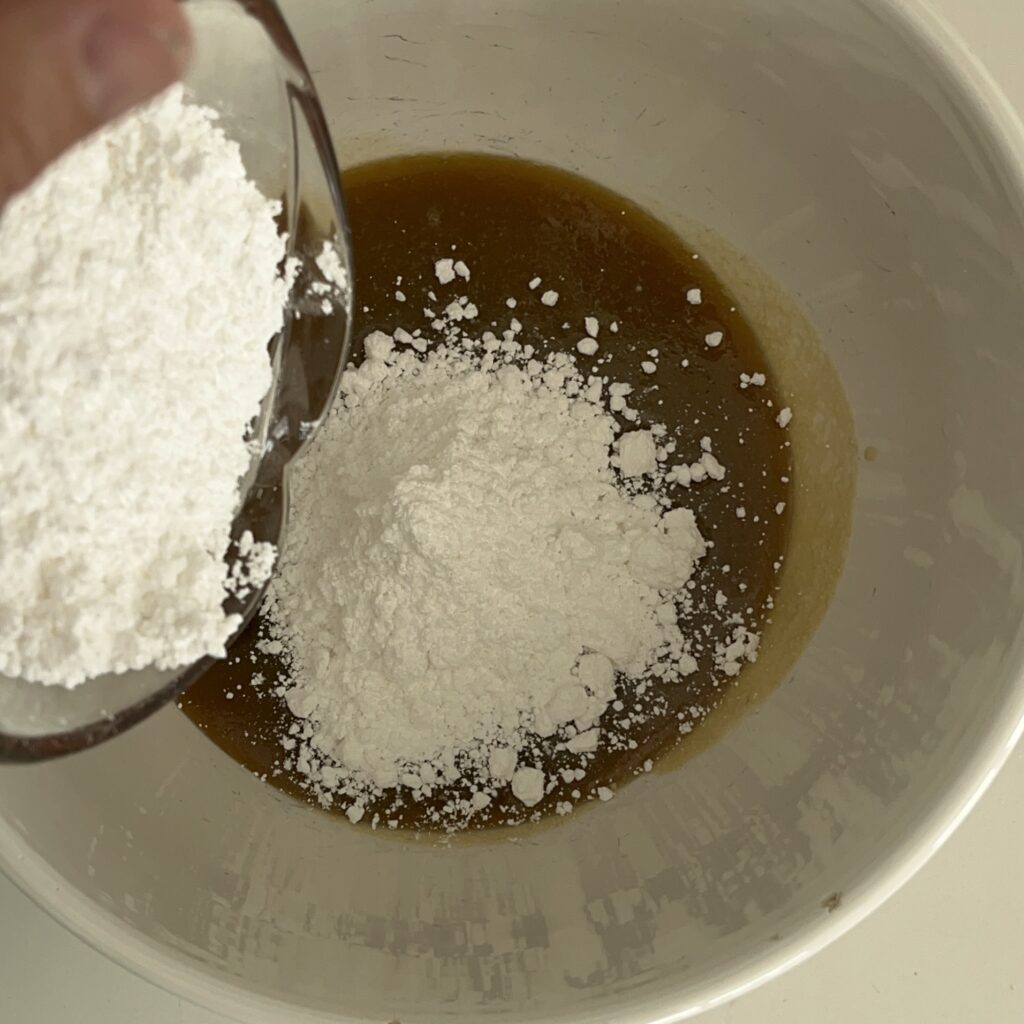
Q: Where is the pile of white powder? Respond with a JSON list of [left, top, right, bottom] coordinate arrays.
[[0, 86, 290, 687], [257, 258, 783, 828], [270, 336, 705, 790]]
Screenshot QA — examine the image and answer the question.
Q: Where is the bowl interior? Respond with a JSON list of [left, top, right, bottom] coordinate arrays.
[[3, 0, 1024, 1021]]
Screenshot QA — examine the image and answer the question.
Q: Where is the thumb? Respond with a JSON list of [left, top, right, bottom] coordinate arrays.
[[0, 0, 192, 203]]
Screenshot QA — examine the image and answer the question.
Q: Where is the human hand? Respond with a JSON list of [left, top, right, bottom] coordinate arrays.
[[0, 0, 191, 203]]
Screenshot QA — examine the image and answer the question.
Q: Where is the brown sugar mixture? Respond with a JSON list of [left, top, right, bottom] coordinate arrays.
[[181, 153, 793, 831]]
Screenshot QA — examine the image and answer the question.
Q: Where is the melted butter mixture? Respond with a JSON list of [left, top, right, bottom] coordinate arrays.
[[181, 154, 793, 830]]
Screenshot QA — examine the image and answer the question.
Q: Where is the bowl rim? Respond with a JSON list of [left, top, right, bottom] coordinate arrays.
[[3, 0, 1024, 1020]]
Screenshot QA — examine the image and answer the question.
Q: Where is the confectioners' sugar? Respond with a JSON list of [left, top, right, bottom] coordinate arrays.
[[0, 86, 289, 686]]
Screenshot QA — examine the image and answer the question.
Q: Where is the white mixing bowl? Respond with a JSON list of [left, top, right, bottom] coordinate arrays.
[[4, 0, 1024, 1021]]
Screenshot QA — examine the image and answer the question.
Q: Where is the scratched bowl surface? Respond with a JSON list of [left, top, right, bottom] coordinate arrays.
[[3, 0, 1024, 1021]]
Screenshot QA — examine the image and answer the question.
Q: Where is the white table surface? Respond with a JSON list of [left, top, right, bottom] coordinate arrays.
[[3, 1, 1024, 1021]]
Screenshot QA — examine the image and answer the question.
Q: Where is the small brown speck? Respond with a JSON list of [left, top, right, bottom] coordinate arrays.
[[863, 445, 879, 462], [821, 891, 843, 913]]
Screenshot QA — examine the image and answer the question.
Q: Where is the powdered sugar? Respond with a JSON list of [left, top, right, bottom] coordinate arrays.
[[617, 430, 658, 477], [248, 248, 782, 830], [434, 258, 456, 284], [0, 86, 288, 686], [267, 336, 705, 796]]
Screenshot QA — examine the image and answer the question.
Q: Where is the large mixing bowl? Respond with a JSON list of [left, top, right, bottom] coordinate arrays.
[[3, 0, 1024, 1021]]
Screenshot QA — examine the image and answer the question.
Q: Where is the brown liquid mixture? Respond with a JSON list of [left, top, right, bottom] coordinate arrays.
[[181, 154, 793, 831]]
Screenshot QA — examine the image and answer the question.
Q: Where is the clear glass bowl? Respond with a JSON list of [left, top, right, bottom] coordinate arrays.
[[0, 0, 352, 761]]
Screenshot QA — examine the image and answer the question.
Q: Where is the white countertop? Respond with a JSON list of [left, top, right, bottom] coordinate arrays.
[[3, 1, 1024, 1021]]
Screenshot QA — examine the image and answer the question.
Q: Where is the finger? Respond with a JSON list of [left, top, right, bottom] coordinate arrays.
[[0, 0, 192, 204]]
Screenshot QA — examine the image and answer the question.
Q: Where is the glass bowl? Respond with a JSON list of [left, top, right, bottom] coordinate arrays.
[[0, 0, 352, 761]]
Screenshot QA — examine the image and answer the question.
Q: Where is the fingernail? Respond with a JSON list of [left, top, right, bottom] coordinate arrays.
[[78, 11, 192, 122]]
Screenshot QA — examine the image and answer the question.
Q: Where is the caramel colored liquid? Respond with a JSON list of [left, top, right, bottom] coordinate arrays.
[[181, 154, 792, 830]]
